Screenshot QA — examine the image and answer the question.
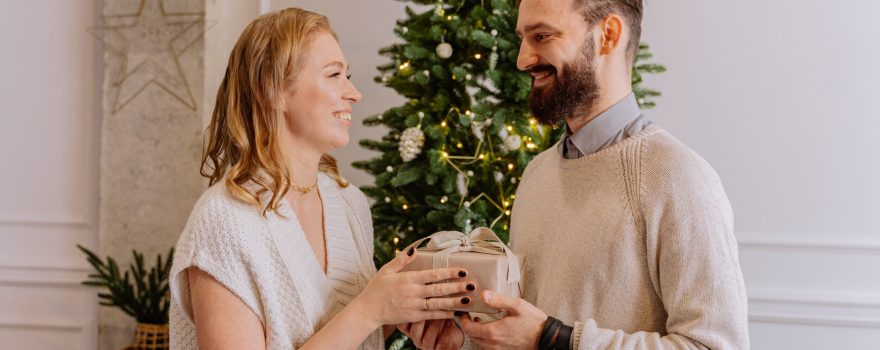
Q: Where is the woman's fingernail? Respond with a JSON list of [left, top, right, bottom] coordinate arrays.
[[458, 270, 467, 277], [466, 283, 476, 291], [407, 247, 414, 256], [484, 291, 493, 303], [461, 297, 471, 305], [454, 311, 465, 317]]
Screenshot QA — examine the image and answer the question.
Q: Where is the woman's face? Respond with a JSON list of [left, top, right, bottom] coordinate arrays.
[[280, 32, 362, 155]]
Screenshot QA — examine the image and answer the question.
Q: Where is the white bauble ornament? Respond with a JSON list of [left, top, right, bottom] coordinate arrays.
[[386, 165, 394, 172], [384, 197, 391, 203], [494, 171, 504, 183], [398, 127, 425, 162], [504, 135, 522, 151], [436, 42, 453, 59]]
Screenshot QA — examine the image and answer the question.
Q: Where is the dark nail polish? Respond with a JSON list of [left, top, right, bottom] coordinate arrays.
[[454, 311, 465, 317], [407, 247, 414, 256], [474, 317, 482, 322], [461, 297, 471, 305], [458, 270, 467, 278], [466, 283, 476, 291]]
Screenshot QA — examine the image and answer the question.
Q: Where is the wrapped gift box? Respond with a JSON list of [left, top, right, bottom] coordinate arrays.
[[400, 228, 524, 314]]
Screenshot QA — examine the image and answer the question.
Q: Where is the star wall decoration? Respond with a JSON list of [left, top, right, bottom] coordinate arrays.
[[90, 0, 209, 113]]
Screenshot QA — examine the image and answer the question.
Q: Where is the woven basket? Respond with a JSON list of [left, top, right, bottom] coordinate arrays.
[[125, 323, 169, 350]]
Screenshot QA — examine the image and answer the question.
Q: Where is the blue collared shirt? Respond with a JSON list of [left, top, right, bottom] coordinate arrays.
[[558, 92, 652, 159]]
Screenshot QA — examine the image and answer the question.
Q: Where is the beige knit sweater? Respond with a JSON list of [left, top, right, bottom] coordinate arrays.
[[509, 127, 749, 349]]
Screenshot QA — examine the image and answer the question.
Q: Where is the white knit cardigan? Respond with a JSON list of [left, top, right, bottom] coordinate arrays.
[[169, 173, 383, 349]]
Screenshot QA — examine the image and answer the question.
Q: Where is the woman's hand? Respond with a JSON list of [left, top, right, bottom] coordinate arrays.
[[351, 248, 475, 329], [398, 319, 465, 350]]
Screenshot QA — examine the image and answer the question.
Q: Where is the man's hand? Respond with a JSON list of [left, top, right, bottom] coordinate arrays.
[[459, 291, 548, 350], [398, 319, 464, 350]]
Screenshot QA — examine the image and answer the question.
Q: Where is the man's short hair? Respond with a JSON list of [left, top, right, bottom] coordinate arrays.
[[573, 0, 643, 63]]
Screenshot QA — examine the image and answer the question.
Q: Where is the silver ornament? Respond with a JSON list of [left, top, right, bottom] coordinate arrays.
[[436, 42, 453, 59], [503, 135, 522, 151], [456, 173, 468, 197], [398, 127, 425, 162]]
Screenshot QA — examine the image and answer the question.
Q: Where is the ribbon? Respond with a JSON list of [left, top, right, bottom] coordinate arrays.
[[402, 227, 521, 284]]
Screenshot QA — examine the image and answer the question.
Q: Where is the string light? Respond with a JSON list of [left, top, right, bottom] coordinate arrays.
[[506, 125, 513, 132], [505, 210, 511, 216], [456, 142, 463, 148], [526, 142, 537, 149], [479, 153, 485, 159], [399, 62, 410, 70], [393, 237, 400, 244], [507, 163, 514, 170], [529, 118, 537, 125], [474, 53, 482, 59], [402, 204, 409, 210], [441, 121, 447, 127], [441, 151, 449, 158]]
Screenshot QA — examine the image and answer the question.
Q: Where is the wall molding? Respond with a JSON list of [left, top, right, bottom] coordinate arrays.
[[736, 232, 880, 253], [0, 315, 85, 332], [0, 218, 90, 230], [0, 265, 90, 287], [749, 312, 880, 329]]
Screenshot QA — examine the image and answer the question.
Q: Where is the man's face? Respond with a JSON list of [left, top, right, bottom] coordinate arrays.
[[516, 0, 601, 125]]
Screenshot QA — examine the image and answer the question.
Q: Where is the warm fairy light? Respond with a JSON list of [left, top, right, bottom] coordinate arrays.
[[441, 151, 449, 158], [465, 110, 472, 116], [511, 194, 516, 199], [503, 200, 510, 207], [440, 196, 448, 203], [507, 163, 514, 170], [505, 210, 511, 216], [526, 143, 537, 149], [447, 15, 453, 20], [441, 121, 447, 127], [395, 248, 401, 253], [529, 118, 537, 125], [479, 154, 485, 159], [402, 204, 409, 210], [399, 62, 410, 70], [393, 237, 399, 244], [506, 125, 513, 132], [474, 53, 482, 59], [503, 224, 508, 230], [456, 142, 463, 148]]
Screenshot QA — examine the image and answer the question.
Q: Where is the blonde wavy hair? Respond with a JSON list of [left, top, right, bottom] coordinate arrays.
[[201, 8, 348, 216]]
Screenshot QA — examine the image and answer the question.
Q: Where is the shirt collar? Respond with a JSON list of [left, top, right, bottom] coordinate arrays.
[[559, 92, 642, 157]]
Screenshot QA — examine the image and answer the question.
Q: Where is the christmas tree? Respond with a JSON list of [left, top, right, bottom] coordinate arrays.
[[353, 0, 664, 267]]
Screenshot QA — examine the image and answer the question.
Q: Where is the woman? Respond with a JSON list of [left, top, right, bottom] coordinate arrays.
[[169, 8, 474, 349]]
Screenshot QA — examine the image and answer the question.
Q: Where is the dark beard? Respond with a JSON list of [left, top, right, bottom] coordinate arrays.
[[527, 36, 600, 126]]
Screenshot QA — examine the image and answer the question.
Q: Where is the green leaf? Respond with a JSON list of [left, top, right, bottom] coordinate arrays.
[[391, 166, 424, 187]]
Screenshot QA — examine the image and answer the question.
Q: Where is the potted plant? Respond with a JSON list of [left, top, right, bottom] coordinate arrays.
[[77, 245, 174, 350]]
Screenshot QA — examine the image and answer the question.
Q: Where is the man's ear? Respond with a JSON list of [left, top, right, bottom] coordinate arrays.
[[598, 14, 624, 56]]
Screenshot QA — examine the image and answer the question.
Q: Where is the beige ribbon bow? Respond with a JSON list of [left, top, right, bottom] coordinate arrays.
[[403, 227, 521, 284]]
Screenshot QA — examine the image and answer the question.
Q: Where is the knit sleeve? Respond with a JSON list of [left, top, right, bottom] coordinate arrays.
[[571, 133, 750, 350], [169, 190, 265, 325]]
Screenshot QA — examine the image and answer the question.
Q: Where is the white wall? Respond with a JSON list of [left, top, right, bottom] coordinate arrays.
[[641, 0, 880, 348], [0, 0, 99, 348]]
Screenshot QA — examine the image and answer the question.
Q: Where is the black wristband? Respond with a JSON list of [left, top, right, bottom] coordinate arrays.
[[539, 316, 562, 350], [552, 324, 573, 350]]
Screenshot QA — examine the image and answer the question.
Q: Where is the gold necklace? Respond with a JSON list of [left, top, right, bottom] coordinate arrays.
[[288, 178, 318, 194], [318, 189, 328, 273]]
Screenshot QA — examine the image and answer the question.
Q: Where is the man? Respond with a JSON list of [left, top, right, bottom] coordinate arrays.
[[398, 0, 750, 349]]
